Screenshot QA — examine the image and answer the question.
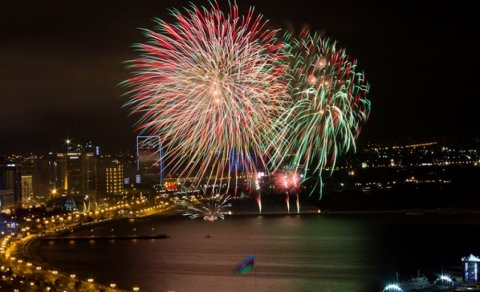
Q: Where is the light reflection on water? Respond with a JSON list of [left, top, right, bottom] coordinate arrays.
[[40, 214, 473, 291], [36, 215, 378, 291]]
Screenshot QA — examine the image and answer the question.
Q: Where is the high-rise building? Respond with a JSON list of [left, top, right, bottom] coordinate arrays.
[[106, 164, 124, 196], [136, 136, 163, 189], [97, 158, 124, 197], [54, 150, 97, 197], [33, 158, 56, 201], [0, 161, 22, 209], [19, 155, 38, 205], [21, 175, 34, 206]]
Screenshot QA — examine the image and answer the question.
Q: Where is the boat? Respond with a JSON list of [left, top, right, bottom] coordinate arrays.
[[384, 271, 433, 291], [399, 271, 432, 291], [400, 276, 431, 291]]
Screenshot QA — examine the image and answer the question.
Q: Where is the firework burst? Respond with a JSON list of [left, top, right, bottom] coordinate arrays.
[[183, 194, 232, 221], [269, 31, 371, 196], [124, 1, 286, 190]]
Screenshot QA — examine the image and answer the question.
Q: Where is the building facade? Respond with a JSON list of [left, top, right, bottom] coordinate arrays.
[[54, 151, 97, 197], [21, 175, 34, 205], [463, 254, 480, 283], [0, 162, 22, 209], [97, 158, 125, 197]]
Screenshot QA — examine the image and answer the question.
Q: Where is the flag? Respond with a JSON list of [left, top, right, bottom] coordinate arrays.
[[236, 256, 255, 274]]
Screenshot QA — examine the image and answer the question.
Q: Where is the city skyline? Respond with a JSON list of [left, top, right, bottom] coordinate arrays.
[[1, 0, 479, 154]]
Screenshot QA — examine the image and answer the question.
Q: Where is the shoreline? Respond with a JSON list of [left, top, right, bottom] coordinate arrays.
[[15, 228, 128, 291], [38, 233, 169, 241]]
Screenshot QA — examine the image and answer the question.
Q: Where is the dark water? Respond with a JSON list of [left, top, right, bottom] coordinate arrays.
[[34, 213, 480, 292]]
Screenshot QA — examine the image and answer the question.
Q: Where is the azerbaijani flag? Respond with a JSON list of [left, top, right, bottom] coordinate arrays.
[[236, 256, 255, 274]]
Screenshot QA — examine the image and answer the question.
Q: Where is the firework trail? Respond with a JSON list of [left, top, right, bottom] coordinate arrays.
[[123, 1, 287, 191], [269, 30, 371, 197], [254, 173, 262, 213], [255, 196, 262, 214], [285, 193, 290, 213], [296, 193, 300, 214]]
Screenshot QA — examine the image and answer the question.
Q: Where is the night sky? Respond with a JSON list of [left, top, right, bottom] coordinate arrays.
[[1, 0, 478, 154]]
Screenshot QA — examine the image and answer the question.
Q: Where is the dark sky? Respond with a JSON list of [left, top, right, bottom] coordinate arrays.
[[1, 0, 478, 154]]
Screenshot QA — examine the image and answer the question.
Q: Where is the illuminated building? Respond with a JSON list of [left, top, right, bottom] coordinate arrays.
[[54, 150, 97, 197], [0, 161, 22, 208], [97, 159, 124, 196], [21, 175, 34, 205], [462, 254, 480, 283], [106, 164, 124, 195]]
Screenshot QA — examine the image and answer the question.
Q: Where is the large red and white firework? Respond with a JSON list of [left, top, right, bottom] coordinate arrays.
[[124, 2, 287, 189]]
